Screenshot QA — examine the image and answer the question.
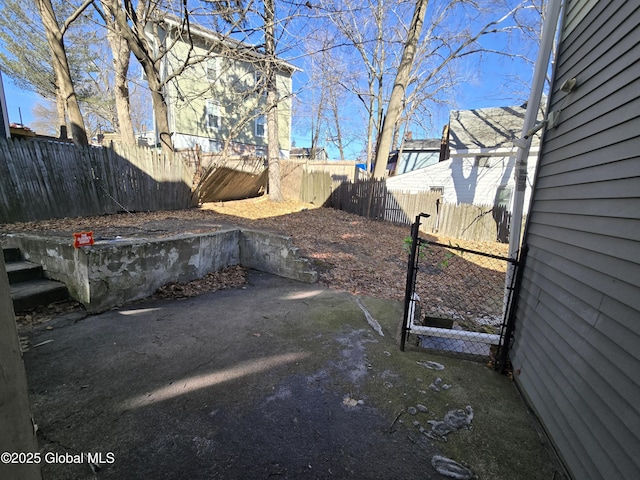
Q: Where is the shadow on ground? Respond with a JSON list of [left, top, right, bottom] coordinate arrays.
[[22, 271, 557, 480]]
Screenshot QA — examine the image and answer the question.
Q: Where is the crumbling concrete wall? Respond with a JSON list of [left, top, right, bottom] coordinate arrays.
[[239, 229, 318, 284], [3, 236, 90, 303], [4, 228, 316, 313], [85, 229, 240, 311]]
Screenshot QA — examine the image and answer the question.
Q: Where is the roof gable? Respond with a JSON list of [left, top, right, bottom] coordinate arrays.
[[402, 138, 441, 151], [448, 105, 542, 150], [154, 13, 298, 76]]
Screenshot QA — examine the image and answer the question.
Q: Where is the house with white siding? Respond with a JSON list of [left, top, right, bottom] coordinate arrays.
[[389, 138, 441, 174], [507, 1, 640, 479], [387, 105, 543, 214]]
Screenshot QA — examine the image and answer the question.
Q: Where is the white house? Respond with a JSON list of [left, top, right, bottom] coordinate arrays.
[[390, 138, 441, 174], [387, 105, 544, 214]]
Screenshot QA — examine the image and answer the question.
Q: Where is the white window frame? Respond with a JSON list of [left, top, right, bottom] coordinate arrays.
[[207, 57, 220, 82], [495, 185, 513, 208], [254, 70, 265, 92], [207, 100, 221, 130], [475, 155, 491, 168], [255, 111, 266, 138]]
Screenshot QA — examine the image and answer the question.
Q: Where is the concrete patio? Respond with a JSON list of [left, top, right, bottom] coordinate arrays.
[[21, 271, 561, 480]]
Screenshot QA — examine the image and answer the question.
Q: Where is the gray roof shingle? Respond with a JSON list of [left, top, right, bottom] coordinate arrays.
[[448, 104, 543, 150]]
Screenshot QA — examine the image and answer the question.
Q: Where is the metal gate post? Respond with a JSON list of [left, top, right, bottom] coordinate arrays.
[[497, 244, 529, 373], [400, 213, 429, 351]]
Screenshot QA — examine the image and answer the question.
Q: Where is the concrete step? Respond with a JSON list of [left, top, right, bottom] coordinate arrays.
[[10, 279, 70, 312], [5, 260, 44, 284], [3, 247, 22, 263], [4, 247, 71, 312]]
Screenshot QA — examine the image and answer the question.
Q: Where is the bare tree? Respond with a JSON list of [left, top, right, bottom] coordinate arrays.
[[372, 1, 534, 177], [98, 0, 136, 145], [36, 0, 93, 146], [371, 0, 428, 178], [98, 0, 177, 153], [297, 0, 542, 167], [298, 29, 353, 160], [323, 0, 391, 168], [97, 0, 253, 155], [263, 0, 283, 201]]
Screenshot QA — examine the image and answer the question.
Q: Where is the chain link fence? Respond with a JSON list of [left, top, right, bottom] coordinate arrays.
[[401, 214, 517, 362]]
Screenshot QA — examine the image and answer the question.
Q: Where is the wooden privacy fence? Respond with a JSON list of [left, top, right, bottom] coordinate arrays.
[[300, 170, 333, 205], [282, 160, 364, 205], [0, 138, 196, 224], [178, 149, 268, 203], [330, 180, 511, 243]]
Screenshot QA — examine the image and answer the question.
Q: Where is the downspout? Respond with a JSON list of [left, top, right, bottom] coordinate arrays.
[[505, 0, 563, 301]]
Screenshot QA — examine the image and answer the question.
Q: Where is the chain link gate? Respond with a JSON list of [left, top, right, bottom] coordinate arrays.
[[400, 213, 519, 367]]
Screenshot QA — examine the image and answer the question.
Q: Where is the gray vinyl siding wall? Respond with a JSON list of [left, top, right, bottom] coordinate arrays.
[[510, 1, 640, 480]]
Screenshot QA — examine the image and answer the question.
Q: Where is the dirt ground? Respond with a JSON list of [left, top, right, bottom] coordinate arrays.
[[1, 196, 509, 327], [3, 195, 514, 370]]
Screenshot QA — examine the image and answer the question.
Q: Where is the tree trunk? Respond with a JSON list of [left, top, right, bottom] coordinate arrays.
[[54, 92, 67, 138], [365, 94, 375, 173], [145, 67, 173, 155], [37, 0, 88, 147], [372, 0, 428, 178], [264, 0, 282, 201], [103, 2, 135, 146], [330, 91, 345, 161], [105, 0, 174, 155]]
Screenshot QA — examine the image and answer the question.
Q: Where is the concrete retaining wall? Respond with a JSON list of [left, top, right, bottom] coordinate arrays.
[[3, 229, 317, 313], [239, 230, 318, 284], [4, 235, 91, 303]]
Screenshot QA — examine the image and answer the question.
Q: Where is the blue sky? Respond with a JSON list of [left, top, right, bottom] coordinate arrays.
[[287, 1, 542, 159], [2, 1, 542, 160], [3, 75, 40, 127], [3, 51, 536, 135]]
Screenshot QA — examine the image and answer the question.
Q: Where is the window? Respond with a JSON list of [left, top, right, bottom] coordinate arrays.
[[475, 156, 491, 168], [430, 186, 444, 195], [495, 186, 512, 209], [255, 70, 266, 94], [206, 100, 221, 130], [255, 112, 266, 138], [207, 57, 220, 82]]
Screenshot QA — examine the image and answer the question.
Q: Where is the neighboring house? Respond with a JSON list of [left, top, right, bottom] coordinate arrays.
[[387, 105, 544, 215], [152, 16, 297, 157], [290, 147, 328, 161], [389, 138, 441, 175], [510, 1, 640, 479]]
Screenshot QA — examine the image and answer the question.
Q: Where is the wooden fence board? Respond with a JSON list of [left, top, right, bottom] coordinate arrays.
[[324, 179, 511, 243], [0, 138, 196, 223]]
